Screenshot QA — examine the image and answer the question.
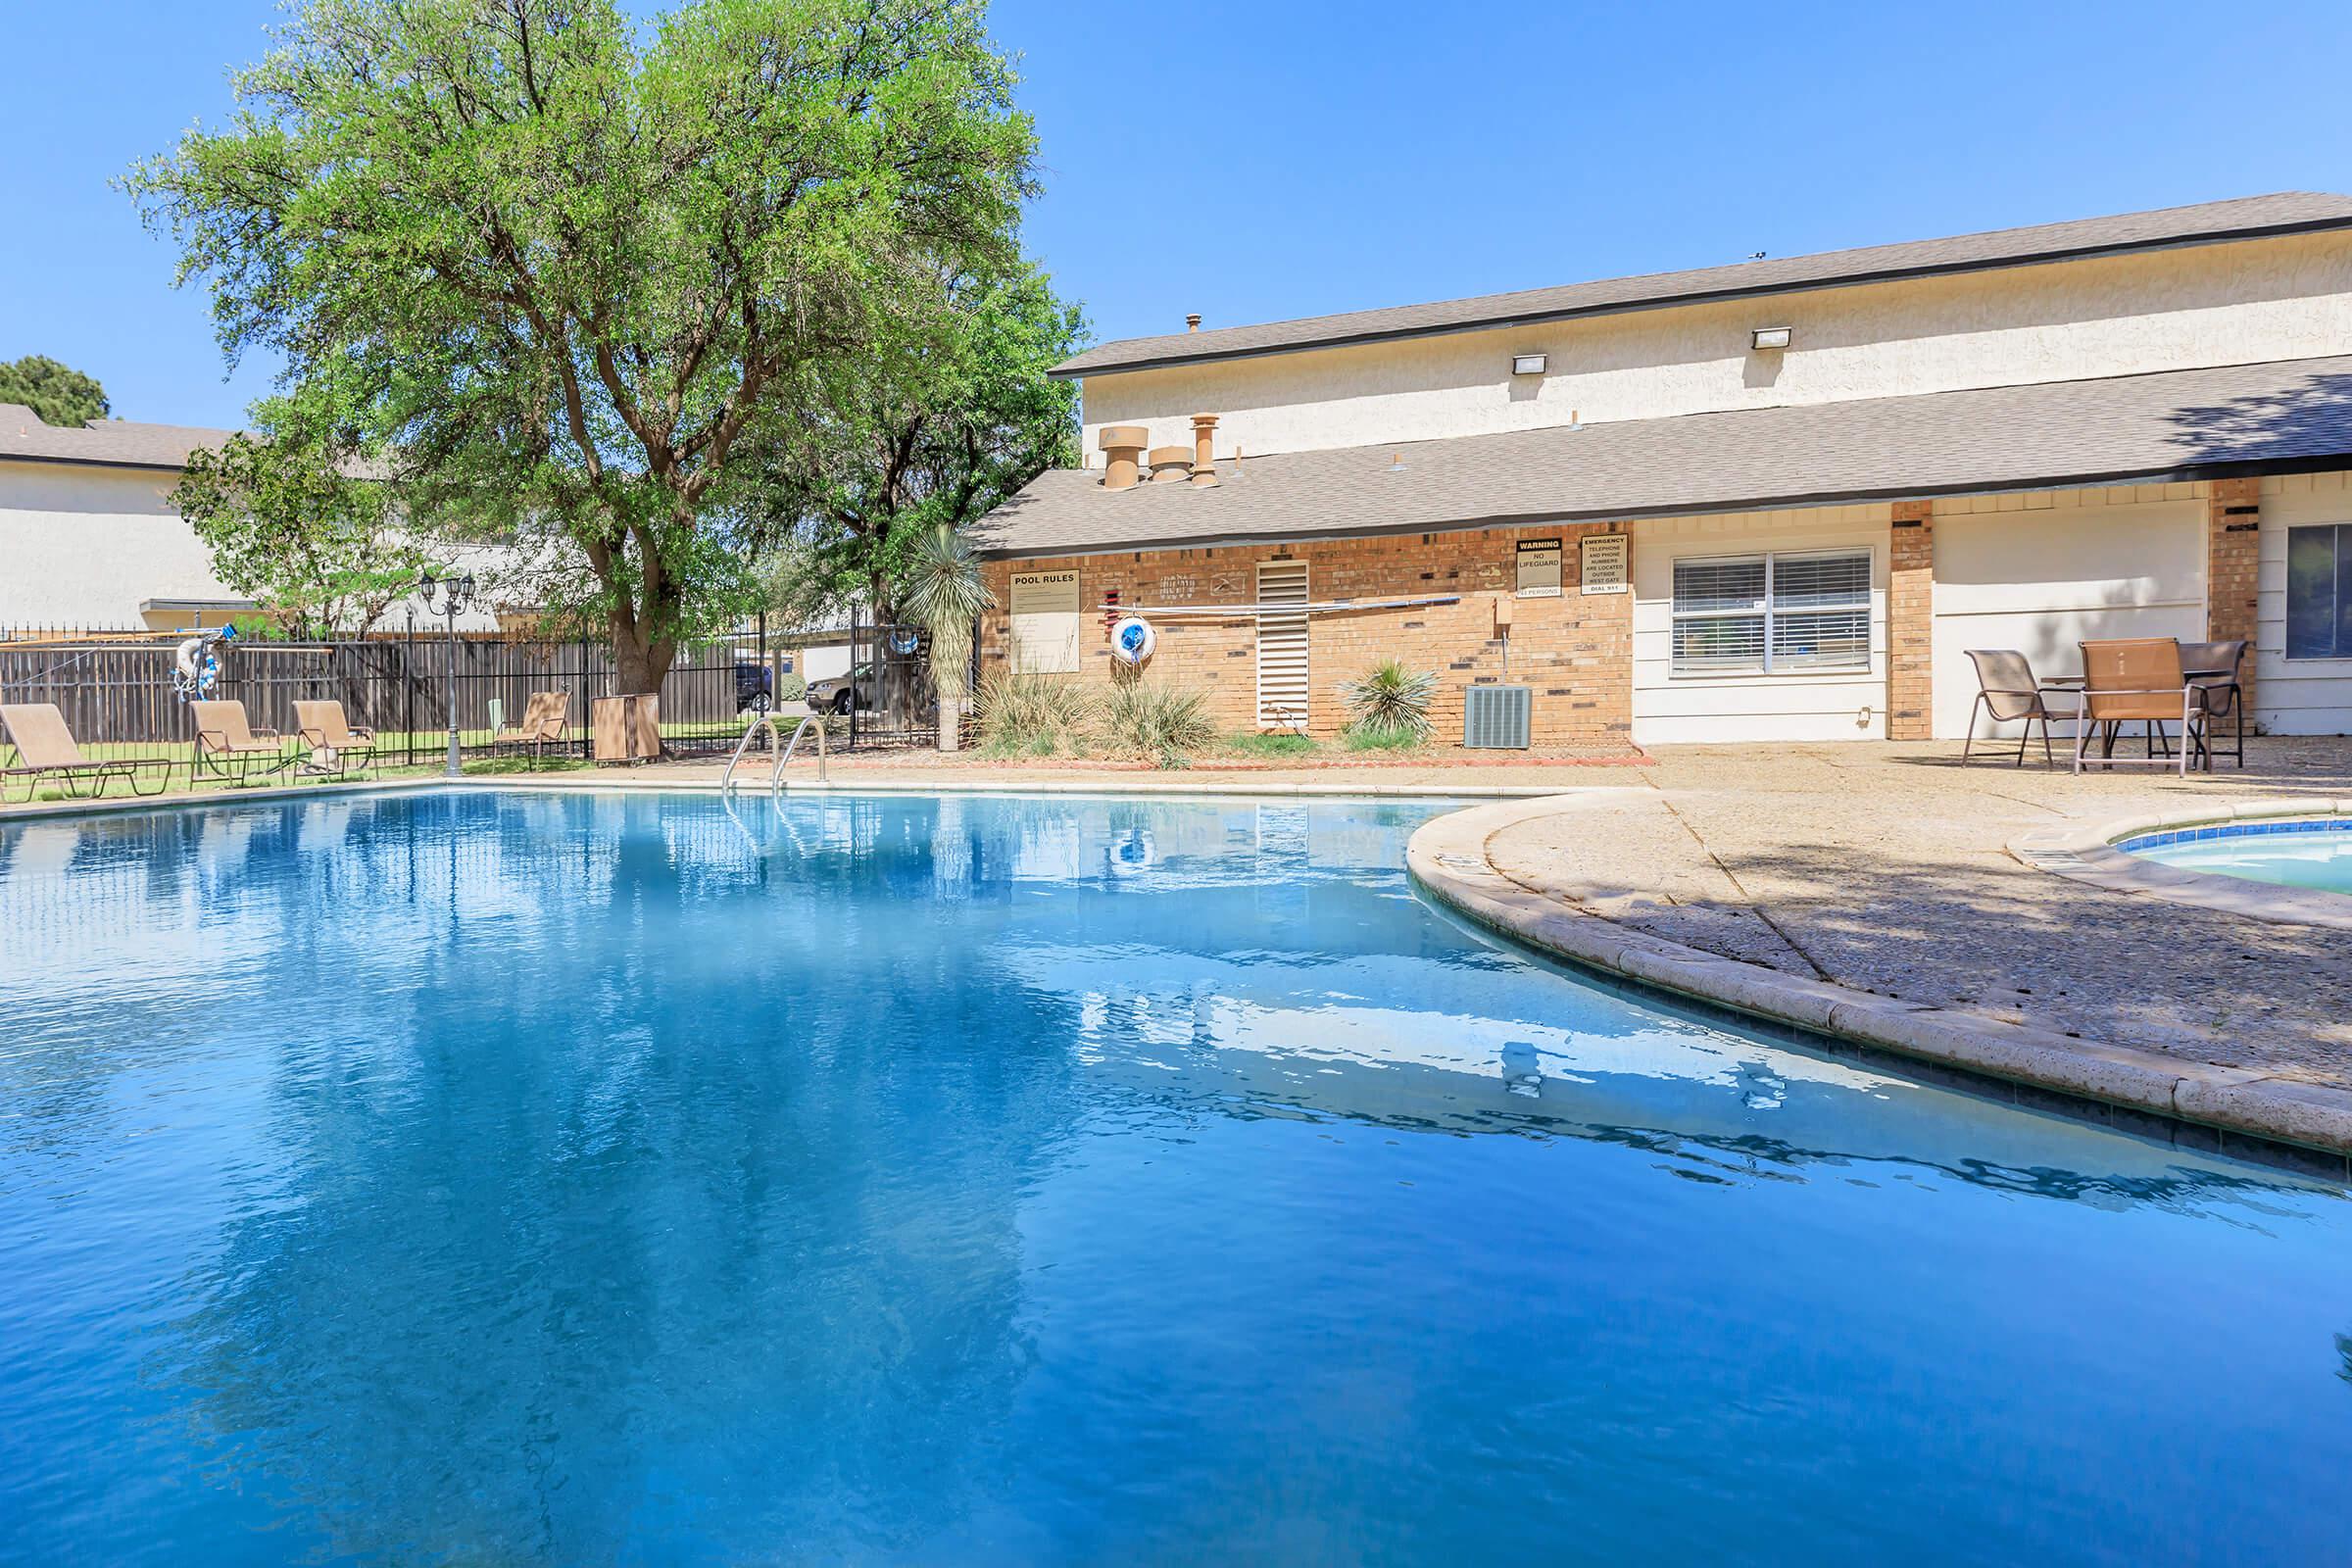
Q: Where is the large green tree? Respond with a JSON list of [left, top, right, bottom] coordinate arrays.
[[0, 355, 110, 427], [749, 263, 1082, 625], [128, 0, 1038, 692]]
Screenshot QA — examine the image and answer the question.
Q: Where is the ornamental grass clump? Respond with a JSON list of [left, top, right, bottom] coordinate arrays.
[[1340, 659, 1438, 745], [1104, 681, 1216, 769], [974, 671, 1098, 758]]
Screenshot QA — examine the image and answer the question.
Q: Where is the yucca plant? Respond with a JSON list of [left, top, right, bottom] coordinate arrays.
[[1105, 681, 1216, 768], [1339, 659, 1439, 743], [897, 524, 995, 752]]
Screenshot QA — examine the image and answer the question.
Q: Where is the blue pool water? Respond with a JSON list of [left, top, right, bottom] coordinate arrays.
[[2, 789, 2348, 1565], [2124, 816, 2352, 894]]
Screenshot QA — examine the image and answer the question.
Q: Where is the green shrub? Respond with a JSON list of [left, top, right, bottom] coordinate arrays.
[[1226, 731, 1318, 759], [1339, 659, 1439, 742], [1105, 680, 1216, 768], [776, 671, 808, 704], [975, 670, 1098, 758], [1343, 723, 1422, 752]]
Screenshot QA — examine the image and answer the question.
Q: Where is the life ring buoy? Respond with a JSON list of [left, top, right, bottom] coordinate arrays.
[[1109, 615, 1155, 666]]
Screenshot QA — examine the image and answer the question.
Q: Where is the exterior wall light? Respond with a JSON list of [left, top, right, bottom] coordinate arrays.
[[1750, 326, 1793, 351], [1511, 354, 1548, 376]]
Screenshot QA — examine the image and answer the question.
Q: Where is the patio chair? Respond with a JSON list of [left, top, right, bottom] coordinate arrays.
[[493, 690, 571, 767], [1960, 649, 2082, 766], [2073, 638, 2204, 776], [190, 700, 292, 784], [0, 703, 173, 804], [293, 700, 377, 779], [2178, 638, 2249, 770]]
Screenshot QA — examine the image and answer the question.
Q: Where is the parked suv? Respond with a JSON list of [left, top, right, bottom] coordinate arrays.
[[806, 662, 936, 719], [733, 661, 774, 714], [804, 662, 877, 714]]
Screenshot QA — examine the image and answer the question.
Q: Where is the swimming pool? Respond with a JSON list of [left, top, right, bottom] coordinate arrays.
[[2121, 815, 2352, 895], [2, 789, 2346, 1564]]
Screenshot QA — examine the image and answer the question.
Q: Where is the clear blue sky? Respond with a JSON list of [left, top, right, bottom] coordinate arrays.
[[6, 0, 2350, 430]]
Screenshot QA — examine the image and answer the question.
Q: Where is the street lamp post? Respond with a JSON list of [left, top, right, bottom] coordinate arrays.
[[417, 570, 478, 778]]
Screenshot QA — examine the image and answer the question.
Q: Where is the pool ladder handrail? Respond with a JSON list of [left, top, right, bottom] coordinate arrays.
[[720, 710, 828, 792]]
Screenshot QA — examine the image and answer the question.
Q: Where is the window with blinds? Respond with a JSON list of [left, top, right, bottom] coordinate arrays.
[[1255, 560, 1310, 730], [1671, 549, 1871, 675]]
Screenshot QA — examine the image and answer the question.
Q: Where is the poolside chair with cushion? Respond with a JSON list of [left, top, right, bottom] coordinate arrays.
[[293, 700, 377, 779], [493, 691, 572, 767], [1960, 649, 2082, 767], [2074, 638, 2204, 777], [0, 703, 174, 804], [190, 700, 292, 784], [2178, 638, 2250, 770]]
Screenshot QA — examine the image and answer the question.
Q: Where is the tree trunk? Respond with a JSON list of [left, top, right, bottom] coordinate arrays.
[[869, 575, 919, 733], [609, 608, 676, 757], [937, 695, 961, 753]]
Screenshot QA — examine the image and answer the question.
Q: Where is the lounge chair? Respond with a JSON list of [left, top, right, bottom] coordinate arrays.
[[2179, 638, 2249, 770], [1960, 649, 2082, 766], [293, 700, 377, 779], [493, 691, 571, 766], [1, 703, 173, 803], [190, 700, 292, 784], [2073, 638, 2204, 776]]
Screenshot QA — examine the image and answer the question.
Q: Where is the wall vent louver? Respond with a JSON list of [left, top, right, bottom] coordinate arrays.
[[1462, 684, 1532, 749]]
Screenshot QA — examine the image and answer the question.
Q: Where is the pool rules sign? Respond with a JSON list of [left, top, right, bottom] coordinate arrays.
[[1007, 570, 1081, 672]]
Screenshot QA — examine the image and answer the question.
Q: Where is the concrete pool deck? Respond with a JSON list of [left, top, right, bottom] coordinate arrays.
[[1408, 737, 2352, 1164]]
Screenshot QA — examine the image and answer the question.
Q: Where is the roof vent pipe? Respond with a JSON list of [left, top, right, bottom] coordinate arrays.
[[1186, 314, 1202, 332], [1190, 414, 1220, 486], [1149, 445, 1194, 482], [1100, 424, 1149, 491]]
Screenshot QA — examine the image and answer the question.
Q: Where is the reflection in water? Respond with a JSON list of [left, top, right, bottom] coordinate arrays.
[[1, 790, 2348, 1566]]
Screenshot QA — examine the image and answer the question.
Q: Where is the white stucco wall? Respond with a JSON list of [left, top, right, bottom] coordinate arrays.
[[1928, 487, 2208, 742], [1630, 503, 1890, 746], [1083, 230, 2352, 461], [0, 460, 243, 628], [2256, 470, 2352, 734], [0, 459, 513, 633]]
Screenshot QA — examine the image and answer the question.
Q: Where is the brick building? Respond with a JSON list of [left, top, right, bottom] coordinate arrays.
[[976, 193, 2352, 746]]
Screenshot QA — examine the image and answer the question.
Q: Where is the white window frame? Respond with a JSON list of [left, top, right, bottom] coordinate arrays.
[[1669, 547, 1873, 677]]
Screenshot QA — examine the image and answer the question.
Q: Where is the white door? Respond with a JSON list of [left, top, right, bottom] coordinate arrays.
[[1931, 498, 2206, 739], [1255, 560, 1309, 731]]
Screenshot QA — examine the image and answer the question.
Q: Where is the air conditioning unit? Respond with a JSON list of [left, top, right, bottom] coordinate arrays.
[[1463, 684, 1532, 749]]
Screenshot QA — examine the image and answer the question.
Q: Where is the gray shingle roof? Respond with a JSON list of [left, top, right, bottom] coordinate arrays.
[[1055, 193, 2352, 378], [0, 405, 234, 470], [976, 356, 2352, 558]]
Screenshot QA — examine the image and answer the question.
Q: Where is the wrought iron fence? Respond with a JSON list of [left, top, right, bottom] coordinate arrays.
[[0, 623, 938, 767]]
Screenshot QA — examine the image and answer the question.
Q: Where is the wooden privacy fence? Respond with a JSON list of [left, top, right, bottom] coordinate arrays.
[[0, 627, 763, 764]]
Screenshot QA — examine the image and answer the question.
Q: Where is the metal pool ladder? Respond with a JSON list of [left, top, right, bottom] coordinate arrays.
[[720, 711, 828, 793]]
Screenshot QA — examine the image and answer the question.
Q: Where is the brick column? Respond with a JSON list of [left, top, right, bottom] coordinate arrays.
[[1886, 500, 1935, 741], [2206, 477, 2261, 714]]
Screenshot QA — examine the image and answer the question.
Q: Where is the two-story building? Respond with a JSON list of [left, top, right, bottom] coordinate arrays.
[[975, 192, 2352, 746], [0, 405, 512, 635]]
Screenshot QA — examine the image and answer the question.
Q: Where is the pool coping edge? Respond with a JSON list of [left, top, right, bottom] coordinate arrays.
[[2008, 797, 2352, 932], [0, 775, 1578, 824], [1407, 797, 2352, 1168]]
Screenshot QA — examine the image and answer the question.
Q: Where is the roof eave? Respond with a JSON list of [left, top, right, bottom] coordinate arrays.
[[0, 451, 195, 474], [1050, 214, 2352, 381], [977, 451, 2346, 562]]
